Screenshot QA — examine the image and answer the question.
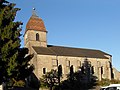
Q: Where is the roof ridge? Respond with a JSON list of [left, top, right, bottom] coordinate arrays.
[[33, 45, 110, 59], [48, 45, 100, 51]]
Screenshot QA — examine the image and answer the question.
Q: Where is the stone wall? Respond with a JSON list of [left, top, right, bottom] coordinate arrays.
[[113, 67, 120, 80], [31, 53, 112, 81], [24, 30, 47, 48]]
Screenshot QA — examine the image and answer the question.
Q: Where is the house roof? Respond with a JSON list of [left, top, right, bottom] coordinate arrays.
[[32, 45, 111, 59]]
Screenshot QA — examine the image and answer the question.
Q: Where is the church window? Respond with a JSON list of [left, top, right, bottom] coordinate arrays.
[[66, 60, 70, 74], [77, 60, 81, 70], [43, 68, 46, 74], [66, 60, 70, 67], [36, 33, 39, 41], [77, 60, 81, 67], [52, 59, 58, 67], [101, 66, 103, 74]]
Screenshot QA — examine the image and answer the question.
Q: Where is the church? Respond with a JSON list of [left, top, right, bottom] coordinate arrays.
[[24, 9, 120, 82]]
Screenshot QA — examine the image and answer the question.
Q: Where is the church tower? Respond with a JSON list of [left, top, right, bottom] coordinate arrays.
[[24, 8, 47, 50]]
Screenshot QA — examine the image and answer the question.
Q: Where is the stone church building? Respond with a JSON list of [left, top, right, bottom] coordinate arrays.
[[24, 9, 120, 82]]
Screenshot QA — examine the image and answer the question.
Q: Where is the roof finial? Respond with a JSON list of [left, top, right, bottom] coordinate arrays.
[[32, 8, 38, 17]]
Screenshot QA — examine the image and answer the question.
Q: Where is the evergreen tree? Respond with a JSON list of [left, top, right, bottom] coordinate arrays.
[[58, 65, 62, 89], [15, 48, 34, 81], [0, 0, 34, 86], [69, 65, 74, 82]]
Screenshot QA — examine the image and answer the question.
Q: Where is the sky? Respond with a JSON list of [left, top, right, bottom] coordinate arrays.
[[8, 0, 120, 71]]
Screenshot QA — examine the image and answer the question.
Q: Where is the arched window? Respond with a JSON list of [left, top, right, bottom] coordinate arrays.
[[101, 66, 103, 74], [66, 60, 70, 67], [36, 33, 39, 41], [43, 68, 46, 74], [77, 60, 81, 67]]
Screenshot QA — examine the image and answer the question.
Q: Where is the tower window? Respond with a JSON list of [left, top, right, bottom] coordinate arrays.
[[36, 33, 39, 41]]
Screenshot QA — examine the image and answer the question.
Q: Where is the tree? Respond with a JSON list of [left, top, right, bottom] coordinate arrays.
[[70, 65, 74, 81], [13, 48, 34, 86], [0, 0, 21, 84], [40, 70, 58, 90], [0, 0, 34, 86], [58, 65, 62, 78], [60, 61, 98, 90], [58, 65, 62, 88]]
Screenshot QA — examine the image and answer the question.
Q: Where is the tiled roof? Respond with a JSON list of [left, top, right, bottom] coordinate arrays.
[[25, 15, 46, 32], [32, 45, 111, 59], [33, 46, 56, 55]]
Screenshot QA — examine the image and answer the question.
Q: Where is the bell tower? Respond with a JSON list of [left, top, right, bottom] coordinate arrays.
[[24, 8, 47, 49]]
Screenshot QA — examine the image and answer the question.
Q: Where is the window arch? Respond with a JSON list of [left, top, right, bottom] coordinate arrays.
[[36, 33, 39, 41]]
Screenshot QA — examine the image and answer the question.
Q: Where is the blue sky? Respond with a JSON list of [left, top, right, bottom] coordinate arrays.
[[8, 0, 120, 71]]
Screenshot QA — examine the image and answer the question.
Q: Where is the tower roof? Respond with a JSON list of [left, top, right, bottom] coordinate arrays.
[[25, 8, 47, 33]]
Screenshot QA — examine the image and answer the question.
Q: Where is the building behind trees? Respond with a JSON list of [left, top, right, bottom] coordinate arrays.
[[24, 9, 120, 85]]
